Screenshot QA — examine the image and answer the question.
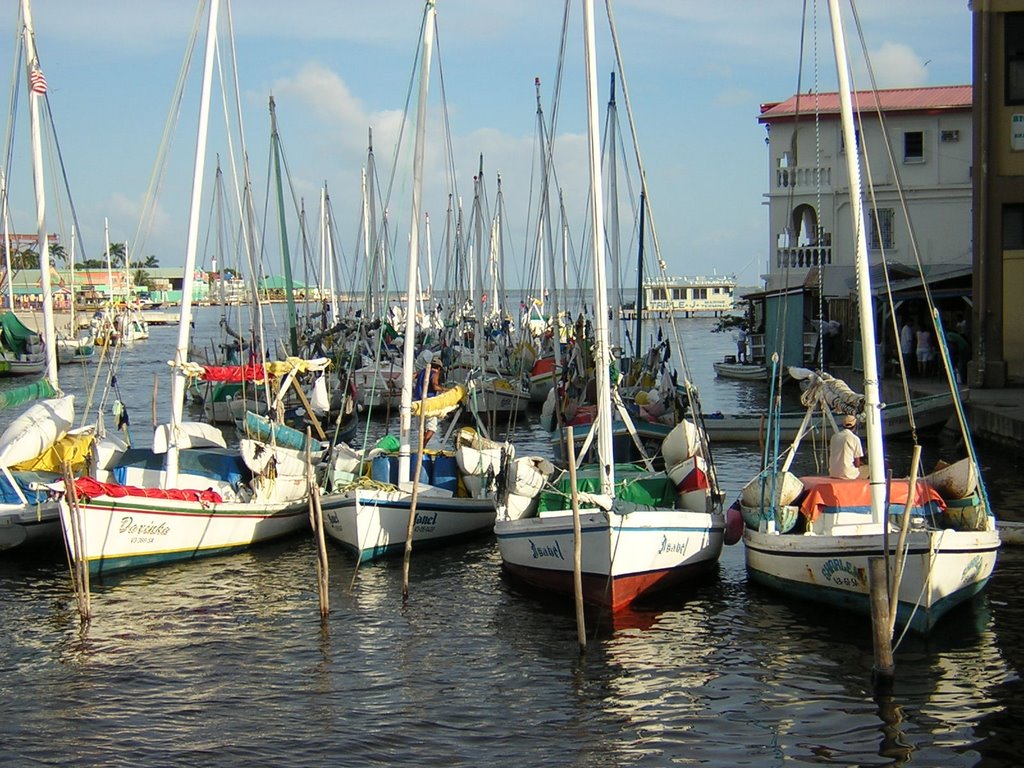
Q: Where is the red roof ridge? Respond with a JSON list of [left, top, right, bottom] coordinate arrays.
[[758, 84, 972, 122]]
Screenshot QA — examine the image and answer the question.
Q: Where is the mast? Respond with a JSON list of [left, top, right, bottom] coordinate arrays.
[[633, 191, 645, 360], [424, 212, 434, 308], [21, 0, 58, 389], [69, 224, 76, 342], [827, 0, 885, 525], [583, 0, 614, 495], [104, 219, 112, 307], [535, 77, 563, 375], [168, 0, 220, 482], [2, 172, 13, 311], [325, 188, 338, 318], [269, 95, 299, 357], [471, 156, 485, 372], [370, 130, 384, 316], [397, 0, 436, 483], [605, 71, 622, 351]]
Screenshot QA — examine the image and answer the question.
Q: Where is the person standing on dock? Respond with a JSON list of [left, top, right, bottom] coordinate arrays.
[[735, 324, 749, 364], [899, 317, 915, 375]]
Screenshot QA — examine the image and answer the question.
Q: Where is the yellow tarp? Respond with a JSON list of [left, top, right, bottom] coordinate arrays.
[[12, 432, 94, 474], [411, 384, 466, 418], [265, 356, 331, 377]]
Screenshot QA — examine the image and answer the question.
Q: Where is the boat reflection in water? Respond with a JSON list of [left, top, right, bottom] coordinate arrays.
[[568, 545, 1017, 766]]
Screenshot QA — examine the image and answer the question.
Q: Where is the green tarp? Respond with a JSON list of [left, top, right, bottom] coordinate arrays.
[[0, 312, 38, 356], [537, 463, 677, 513], [0, 378, 57, 410]]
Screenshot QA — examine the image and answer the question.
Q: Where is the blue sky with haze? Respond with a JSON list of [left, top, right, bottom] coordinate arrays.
[[3, 1, 971, 291]]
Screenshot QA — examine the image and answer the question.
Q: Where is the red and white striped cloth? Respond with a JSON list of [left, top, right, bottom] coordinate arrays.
[[29, 67, 47, 94]]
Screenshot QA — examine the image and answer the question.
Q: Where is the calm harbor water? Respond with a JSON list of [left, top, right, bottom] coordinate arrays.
[[2, 307, 1023, 767]]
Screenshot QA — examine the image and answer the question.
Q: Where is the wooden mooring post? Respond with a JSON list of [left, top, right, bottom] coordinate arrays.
[[306, 429, 329, 619], [868, 556, 894, 687], [565, 426, 586, 653], [61, 464, 91, 623]]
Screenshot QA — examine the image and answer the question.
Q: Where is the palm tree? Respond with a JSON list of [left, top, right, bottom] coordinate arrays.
[[11, 248, 39, 269], [106, 241, 126, 269], [50, 243, 67, 266]]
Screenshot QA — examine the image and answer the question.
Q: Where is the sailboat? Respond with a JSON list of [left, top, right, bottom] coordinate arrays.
[[493, 0, 724, 612], [738, 0, 999, 634], [0, 0, 82, 551], [318, 1, 496, 563], [56, 0, 310, 577]]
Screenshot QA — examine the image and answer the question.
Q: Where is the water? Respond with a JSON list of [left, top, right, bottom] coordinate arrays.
[[2, 308, 1023, 767]]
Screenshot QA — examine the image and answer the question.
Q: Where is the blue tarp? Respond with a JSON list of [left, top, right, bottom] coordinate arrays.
[[112, 448, 249, 488]]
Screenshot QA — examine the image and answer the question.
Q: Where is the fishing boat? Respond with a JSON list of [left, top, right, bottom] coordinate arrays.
[[0, 312, 46, 375], [494, 0, 724, 612], [318, 1, 496, 563], [702, 389, 954, 443], [712, 358, 768, 381], [57, 0, 310, 577], [738, 0, 999, 634]]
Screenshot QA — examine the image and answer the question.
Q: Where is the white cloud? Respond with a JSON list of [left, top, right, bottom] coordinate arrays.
[[854, 42, 930, 89]]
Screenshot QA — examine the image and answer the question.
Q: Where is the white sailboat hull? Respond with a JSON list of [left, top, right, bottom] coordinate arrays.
[[320, 486, 495, 562], [495, 507, 724, 611], [464, 379, 529, 416], [0, 499, 62, 550], [58, 489, 309, 576], [743, 526, 1000, 633]]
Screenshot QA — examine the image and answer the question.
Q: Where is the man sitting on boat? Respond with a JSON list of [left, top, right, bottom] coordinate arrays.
[[828, 414, 867, 479]]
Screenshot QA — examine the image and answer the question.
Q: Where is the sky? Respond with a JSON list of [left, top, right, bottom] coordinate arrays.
[[2, 0, 973, 293]]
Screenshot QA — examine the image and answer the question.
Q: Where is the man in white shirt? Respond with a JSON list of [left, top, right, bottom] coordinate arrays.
[[899, 318, 915, 374], [829, 414, 867, 479]]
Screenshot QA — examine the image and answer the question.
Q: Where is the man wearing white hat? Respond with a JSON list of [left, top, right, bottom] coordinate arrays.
[[828, 413, 867, 479]]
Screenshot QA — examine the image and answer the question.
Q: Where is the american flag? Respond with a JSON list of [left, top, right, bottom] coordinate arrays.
[[29, 67, 47, 95]]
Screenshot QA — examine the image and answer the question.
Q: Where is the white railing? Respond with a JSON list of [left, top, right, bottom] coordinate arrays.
[[775, 166, 832, 190]]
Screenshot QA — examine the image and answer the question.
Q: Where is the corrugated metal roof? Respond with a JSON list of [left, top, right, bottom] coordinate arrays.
[[758, 85, 972, 122]]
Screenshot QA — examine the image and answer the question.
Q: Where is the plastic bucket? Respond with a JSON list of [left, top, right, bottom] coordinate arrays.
[[431, 453, 459, 492]]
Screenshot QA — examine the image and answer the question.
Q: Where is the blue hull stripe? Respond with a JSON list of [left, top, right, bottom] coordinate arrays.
[[747, 568, 991, 633]]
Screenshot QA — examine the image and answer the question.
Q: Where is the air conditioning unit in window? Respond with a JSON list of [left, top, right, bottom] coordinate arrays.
[[940, 130, 960, 142]]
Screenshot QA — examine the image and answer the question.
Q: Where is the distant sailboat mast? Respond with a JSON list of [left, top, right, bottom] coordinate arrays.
[[269, 95, 299, 357], [1, 172, 14, 311], [604, 71, 622, 352]]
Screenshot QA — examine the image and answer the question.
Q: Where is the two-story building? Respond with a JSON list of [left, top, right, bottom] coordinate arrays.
[[753, 85, 974, 371]]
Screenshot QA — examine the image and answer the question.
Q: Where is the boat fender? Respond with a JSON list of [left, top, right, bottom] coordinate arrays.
[[724, 501, 744, 545]]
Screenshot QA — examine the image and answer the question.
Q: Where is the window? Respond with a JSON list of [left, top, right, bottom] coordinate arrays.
[[1006, 13, 1024, 105], [1003, 204, 1024, 249], [840, 128, 860, 153], [868, 208, 895, 250], [904, 131, 924, 163]]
